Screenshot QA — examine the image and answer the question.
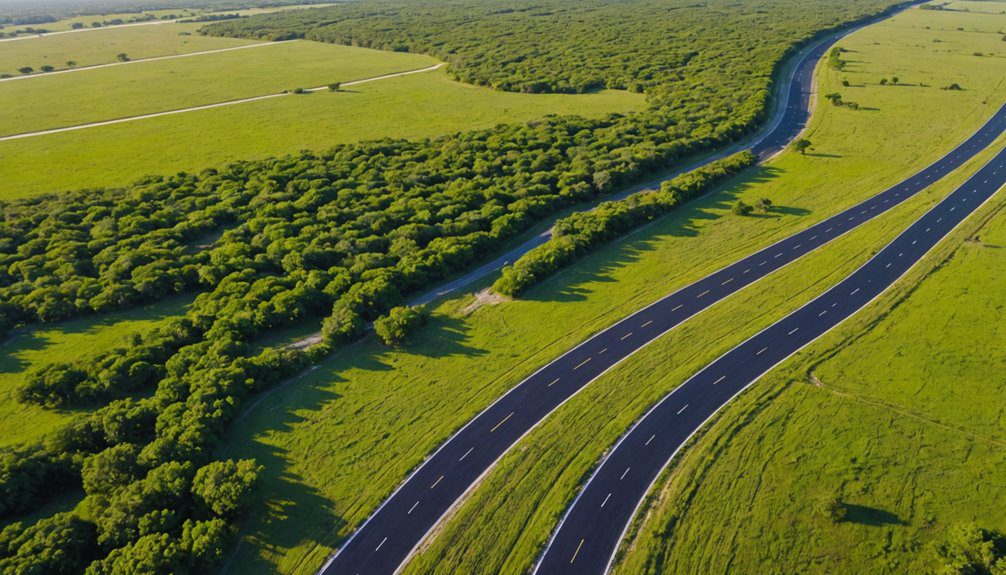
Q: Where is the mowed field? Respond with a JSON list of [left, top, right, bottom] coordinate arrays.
[[0, 35, 643, 198], [613, 144, 1006, 575], [0, 22, 260, 75], [0, 40, 437, 135], [208, 5, 1006, 574]]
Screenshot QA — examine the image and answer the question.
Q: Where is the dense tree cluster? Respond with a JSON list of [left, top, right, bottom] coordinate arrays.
[[493, 152, 755, 296], [374, 305, 428, 345], [204, 0, 902, 96], [0, 0, 912, 572]]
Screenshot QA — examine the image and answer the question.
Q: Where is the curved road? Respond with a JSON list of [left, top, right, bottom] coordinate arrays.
[[319, 5, 1006, 575], [535, 116, 1006, 575], [408, 0, 916, 307]]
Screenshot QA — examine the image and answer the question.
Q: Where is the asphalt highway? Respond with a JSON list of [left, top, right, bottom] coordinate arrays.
[[535, 121, 1006, 575], [321, 50, 1006, 575]]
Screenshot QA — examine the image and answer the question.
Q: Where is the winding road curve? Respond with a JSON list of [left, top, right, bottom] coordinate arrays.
[[536, 113, 1006, 575], [315, 3, 999, 574]]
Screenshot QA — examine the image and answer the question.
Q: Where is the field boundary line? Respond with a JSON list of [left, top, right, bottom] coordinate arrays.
[[0, 63, 445, 142], [0, 18, 178, 44], [0, 40, 290, 83]]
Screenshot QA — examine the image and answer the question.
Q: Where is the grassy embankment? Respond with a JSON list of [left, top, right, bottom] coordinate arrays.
[[0, 45, 643, 198], [211, 5, 1006, 574]]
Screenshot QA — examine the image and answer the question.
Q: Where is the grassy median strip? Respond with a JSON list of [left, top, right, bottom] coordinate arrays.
[[215, 7, 1006, 573]]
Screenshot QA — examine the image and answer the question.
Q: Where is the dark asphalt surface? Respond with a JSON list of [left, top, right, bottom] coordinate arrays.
[[535, 122, 1006, 575], [320, 4, 976, 575]]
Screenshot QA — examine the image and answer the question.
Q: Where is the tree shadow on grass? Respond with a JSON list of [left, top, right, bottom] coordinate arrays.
[[222, 314, 488, 572], [399, 314, 489, 360], [519, 164, 789, 303], [844, 503, 907, 527]]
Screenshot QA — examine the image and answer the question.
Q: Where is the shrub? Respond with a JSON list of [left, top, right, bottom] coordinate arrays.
[[731, 200, 754, 216], [374, 306, 428, 345]]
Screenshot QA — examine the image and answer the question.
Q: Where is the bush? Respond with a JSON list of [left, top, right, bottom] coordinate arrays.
[[934, 523, 1006, 574], [374, 305, 428, 345], [820, 496, 847, 523], [732, 200, 754, 216], [191, 459, 262, 520]]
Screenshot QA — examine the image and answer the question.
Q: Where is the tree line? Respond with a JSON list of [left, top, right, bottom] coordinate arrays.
[[493, 151, 756, 296], [0, 0, 910, 572]]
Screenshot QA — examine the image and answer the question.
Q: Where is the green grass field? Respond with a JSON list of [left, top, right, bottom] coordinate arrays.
[[0, 295, 190, 450], [0, 40, 438, 135], [0, 3, 332, 36], [0, 22, 259, 76], [611, 148, 1006, 575], [0, 67, 644, 198], [211, 6, 1006, 574], [944, 0, 1006, 14]]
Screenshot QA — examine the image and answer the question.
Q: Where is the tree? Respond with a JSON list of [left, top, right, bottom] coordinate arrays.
[[824, 92, 843, 106], [191, 459, 262, 519], [841, 79, 850, 87], [731, 200, 753, 216], [291, 87, 306, 94], [820, 496, 847, 523], [116, 53, 130, 62], [935, 523, 1006, 574], [374, 305, 428, 345], [756, 197, 773, 213], [328, 82, 341, 92], [71, 22, 84, 29], [40, 64, 54, 72], [66, 60, 77, 67], [892, 76, 899, 84], [82, 443, 143, 496], [879, 77, 888, 85], [18, 66, 33, 74], [791, 138, 812, 155]]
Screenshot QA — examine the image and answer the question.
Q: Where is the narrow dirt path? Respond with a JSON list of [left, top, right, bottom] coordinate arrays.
[[0, 41, 287, 83], [0, 63, 445, 142]]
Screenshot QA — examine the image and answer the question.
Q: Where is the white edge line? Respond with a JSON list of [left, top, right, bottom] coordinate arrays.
[[593, 147, 1006, 575], [404, 113, 1001, 575], [324, 11, 1005, 575], [319, 77, 1006, 575]]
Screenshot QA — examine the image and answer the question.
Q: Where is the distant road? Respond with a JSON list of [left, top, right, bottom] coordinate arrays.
[[0, 63, 445, 142], [535, 107, 1006, 575], [317, 4, 964, 574], [0, 41, 284, 84]]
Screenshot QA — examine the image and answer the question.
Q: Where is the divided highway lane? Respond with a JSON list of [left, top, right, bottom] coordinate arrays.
[[320, 102, 1006, 575], [535, 129, 1006, 575]]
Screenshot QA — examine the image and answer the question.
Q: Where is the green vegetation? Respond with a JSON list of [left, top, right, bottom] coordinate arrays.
[[214, 7, 1006, 573], [0, 22, 252, 76], [612, 161, 1006, 575], [374, 306, 428, 346], [0, 41, 437, 136], [0, 1, 989, 574], [0, 296, 190, 450], [0, 70, 642, 197], [493, 151, 756, 296]]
